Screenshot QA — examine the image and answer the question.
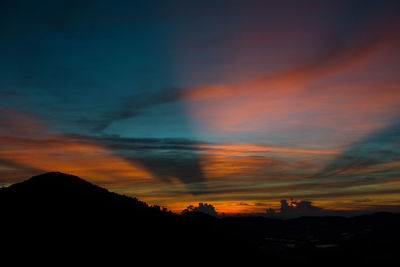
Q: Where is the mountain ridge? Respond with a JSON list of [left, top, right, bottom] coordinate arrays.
[[1, 171, 164, 216]]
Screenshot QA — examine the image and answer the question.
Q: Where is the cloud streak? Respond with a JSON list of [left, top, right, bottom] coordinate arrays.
[[0, 109, 153, 186], [316, 120, 400, 178]]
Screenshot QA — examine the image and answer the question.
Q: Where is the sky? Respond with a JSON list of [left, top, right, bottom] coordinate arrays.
[[1, 0, 400, 214]]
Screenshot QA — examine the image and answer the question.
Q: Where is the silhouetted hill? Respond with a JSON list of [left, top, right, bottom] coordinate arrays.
[[1, 172, 399, 265], [1, 172, 161, 216]]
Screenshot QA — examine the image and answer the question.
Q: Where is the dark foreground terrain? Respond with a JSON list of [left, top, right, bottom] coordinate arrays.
[[1, 172, 399, 265]]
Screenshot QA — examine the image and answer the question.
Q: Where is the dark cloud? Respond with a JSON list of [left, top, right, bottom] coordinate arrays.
[[71, 134, 204, 151], [316, 121, 400, 178], [69, 134, 207, 194], [264, 199, 324, 218], [83, 88, 184, 133]]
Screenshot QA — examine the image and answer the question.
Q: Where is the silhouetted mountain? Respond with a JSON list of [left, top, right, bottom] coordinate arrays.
[[1, 172, 399, 265], [1, 172, 161, 216]]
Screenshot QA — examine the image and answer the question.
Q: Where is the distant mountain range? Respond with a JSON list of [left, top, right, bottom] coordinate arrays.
[[1, 172, 399, 265]]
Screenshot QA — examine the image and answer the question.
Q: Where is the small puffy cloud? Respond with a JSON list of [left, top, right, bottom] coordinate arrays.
[[269, 199, 323, 218], [182, 202, 218, 217]]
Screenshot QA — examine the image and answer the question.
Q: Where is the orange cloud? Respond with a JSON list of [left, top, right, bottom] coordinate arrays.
[[184, 72, 400, 140], [0, 109, 153, 187], [181, 24, 400, 138], [196, 142, 338, 180]]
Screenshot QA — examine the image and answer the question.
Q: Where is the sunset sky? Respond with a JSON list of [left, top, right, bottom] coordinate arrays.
[[1, 0, 400, 214]]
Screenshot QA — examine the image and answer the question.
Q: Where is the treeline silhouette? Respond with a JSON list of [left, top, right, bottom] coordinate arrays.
[[1, 172, 399, 265]]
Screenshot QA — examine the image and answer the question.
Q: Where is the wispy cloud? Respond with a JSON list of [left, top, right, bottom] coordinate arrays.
[[79, 88, 184, 133], [316, 120, 400, 178], [0, 109, 153, 186]]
